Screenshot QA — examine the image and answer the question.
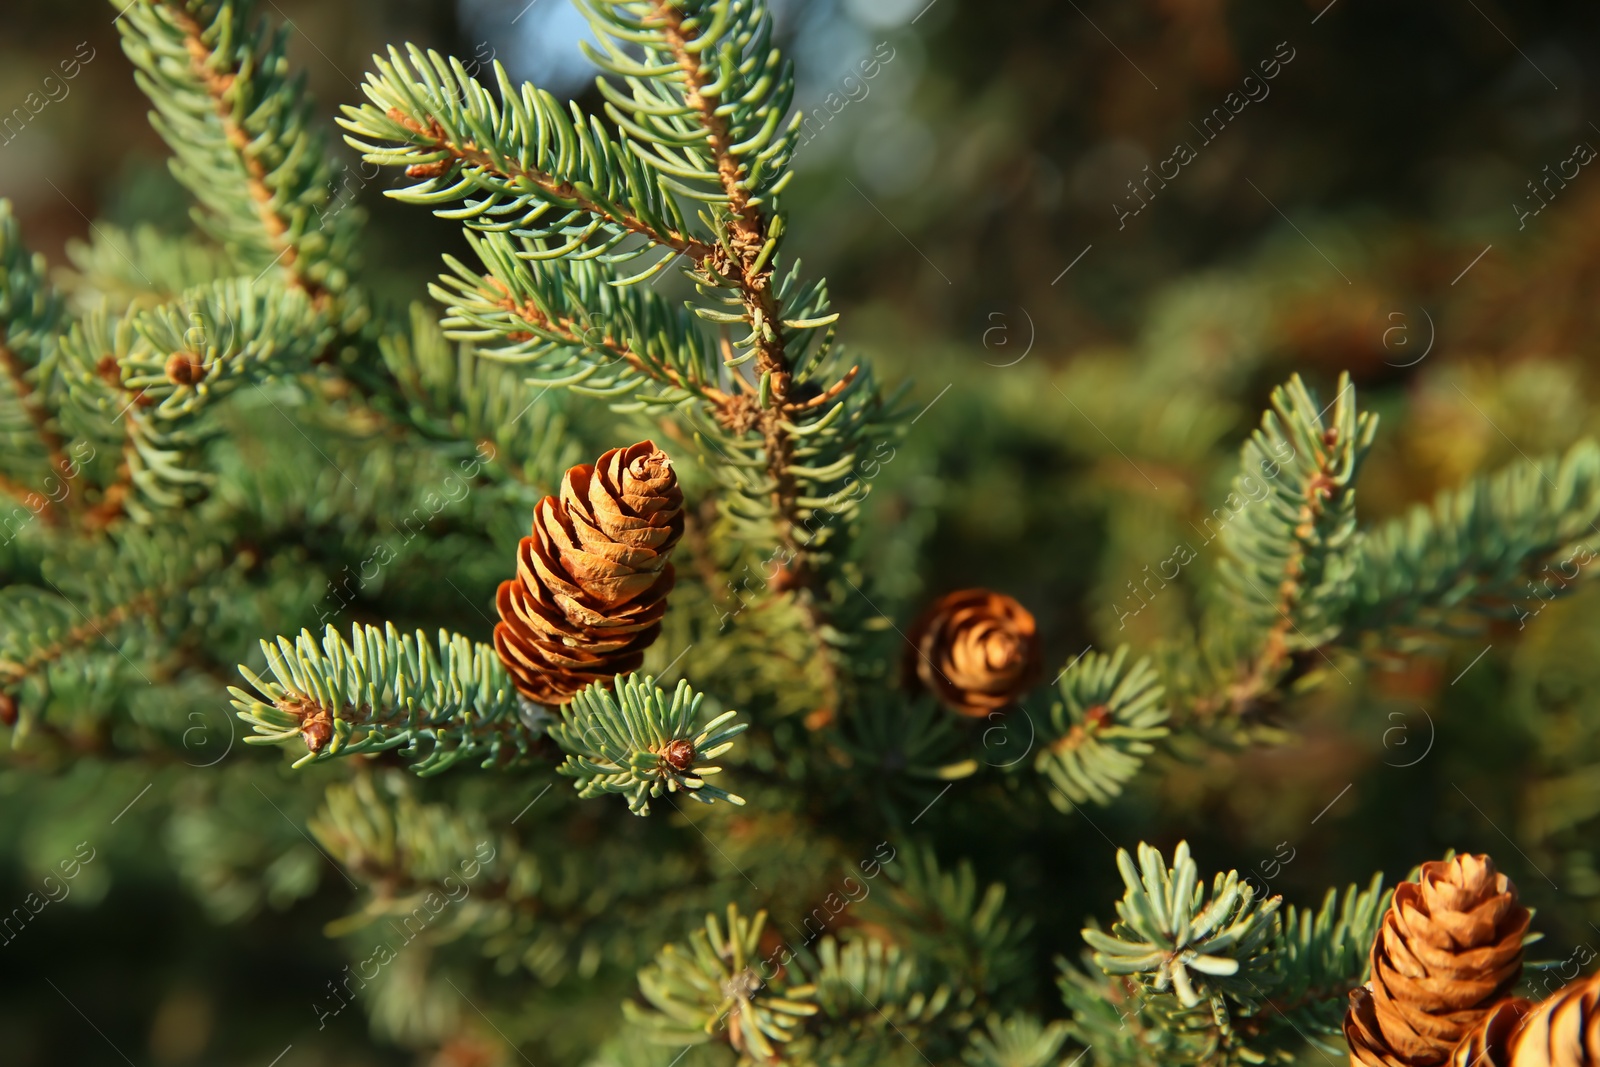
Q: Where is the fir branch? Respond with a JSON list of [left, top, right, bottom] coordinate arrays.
[[112, 0, 360, 300], [1189, 372, 1376, 723], [1035, 647, 1170, 811], [230, 622, 541, 775], [0, 346, 70, 524], [791, 935, 963, 1063], [547, 674, 747, 815], [864, 843, 1032, 1002], [431, 243, 746, 419], [342, 19, 895, 700], [0, 522, 231, 724], [0, 588, 159, 689], [55, 277, 330, 519], [374, 303, 584, 485], [1222, 372, 1374, 667], [625, 903, 819, 1057], [0, 199, 72, 517], [961, 1014, 1073, 1067], [1071, 844, 1387, 1066], [1348, 438, 1600, 635], [634, 1, 819, 591], [1269, 873, 1388, 1041], [338, 44, 709, 259], [59, 223, 237, 314], [1083, 841, 1280, 1011]]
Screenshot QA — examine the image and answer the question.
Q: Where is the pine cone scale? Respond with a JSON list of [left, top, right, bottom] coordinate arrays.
[[1347, 987, 1412, 1067]]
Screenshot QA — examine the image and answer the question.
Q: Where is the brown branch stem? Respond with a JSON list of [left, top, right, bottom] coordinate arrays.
[[653, 3, 846, 707], [387, 111, 714, 262], [0, 591, 158, 687], [0, 342, 70, 524], [483, 279, 753, 428], [1192, 431, 1344, 724]]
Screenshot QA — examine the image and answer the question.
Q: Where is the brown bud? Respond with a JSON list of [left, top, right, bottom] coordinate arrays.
[[0, 691, 16, 727], [165, 352, 206, 386], [660, 739, 696, 772], [281, 695, 332, 753], [903, 588, 1041, 717]]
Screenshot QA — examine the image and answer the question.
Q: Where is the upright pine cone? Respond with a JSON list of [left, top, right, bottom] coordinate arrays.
[[903, 588, 1041, 717], [494, 441, 683, 705], [1344, 853, 1530, 1066]]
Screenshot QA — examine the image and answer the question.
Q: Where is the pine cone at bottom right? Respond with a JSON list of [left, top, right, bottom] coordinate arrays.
[[1472, 970, 1600, 1066], [1345, 853, 1529, 1066], [1448, 997, 1533, 1067]]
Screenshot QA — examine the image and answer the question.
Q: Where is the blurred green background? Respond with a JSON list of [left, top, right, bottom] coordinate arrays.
[[7, 0, 1600, 1064]]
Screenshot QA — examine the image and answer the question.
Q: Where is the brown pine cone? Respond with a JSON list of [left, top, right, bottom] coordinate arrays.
[[1344, 853, 1530, 1066], [1446, 997, 1533, 1067], [1505, 972, 1600, 1067], [494, 441, 683, 705], [902, 589, 1041, 717]]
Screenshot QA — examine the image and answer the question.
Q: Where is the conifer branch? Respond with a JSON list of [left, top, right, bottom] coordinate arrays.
[[0, 523, 230, 721], [1348, 437, 1600, 634], [55, 277, 330, 520], [1036, 647, 1170, 811], [473, 273, 744, 422], [647, 1, 811, 589], [0, 199, 72, 519], [625, 903, 819, 1056], [230, 622, 542, 775], [1186, 373, 1376, 724], [342, 11, 880, 679], [0, 344, 71, 522], [0, 589, 159, 688], [113, 0, 360, 300], [548, 674, 747, 814], [383, 108, 712, 260], [339, 44, 707, 260], [1069, 842, 1388, 1065]]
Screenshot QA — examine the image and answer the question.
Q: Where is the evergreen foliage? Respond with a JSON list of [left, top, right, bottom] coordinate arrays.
[[4, 0, 1600, 1064]]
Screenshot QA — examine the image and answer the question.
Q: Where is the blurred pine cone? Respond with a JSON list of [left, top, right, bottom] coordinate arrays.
[[1501, 971, 1600, 1067], [1447, 997, 1532, 1067], [1344, 853, 1530, 1066], [495, 441, 683, 705], [903, 588, 1041, 717]]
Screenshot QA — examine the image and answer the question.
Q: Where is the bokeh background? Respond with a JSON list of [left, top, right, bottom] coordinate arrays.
[[7, 0, 1600, 1063]]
